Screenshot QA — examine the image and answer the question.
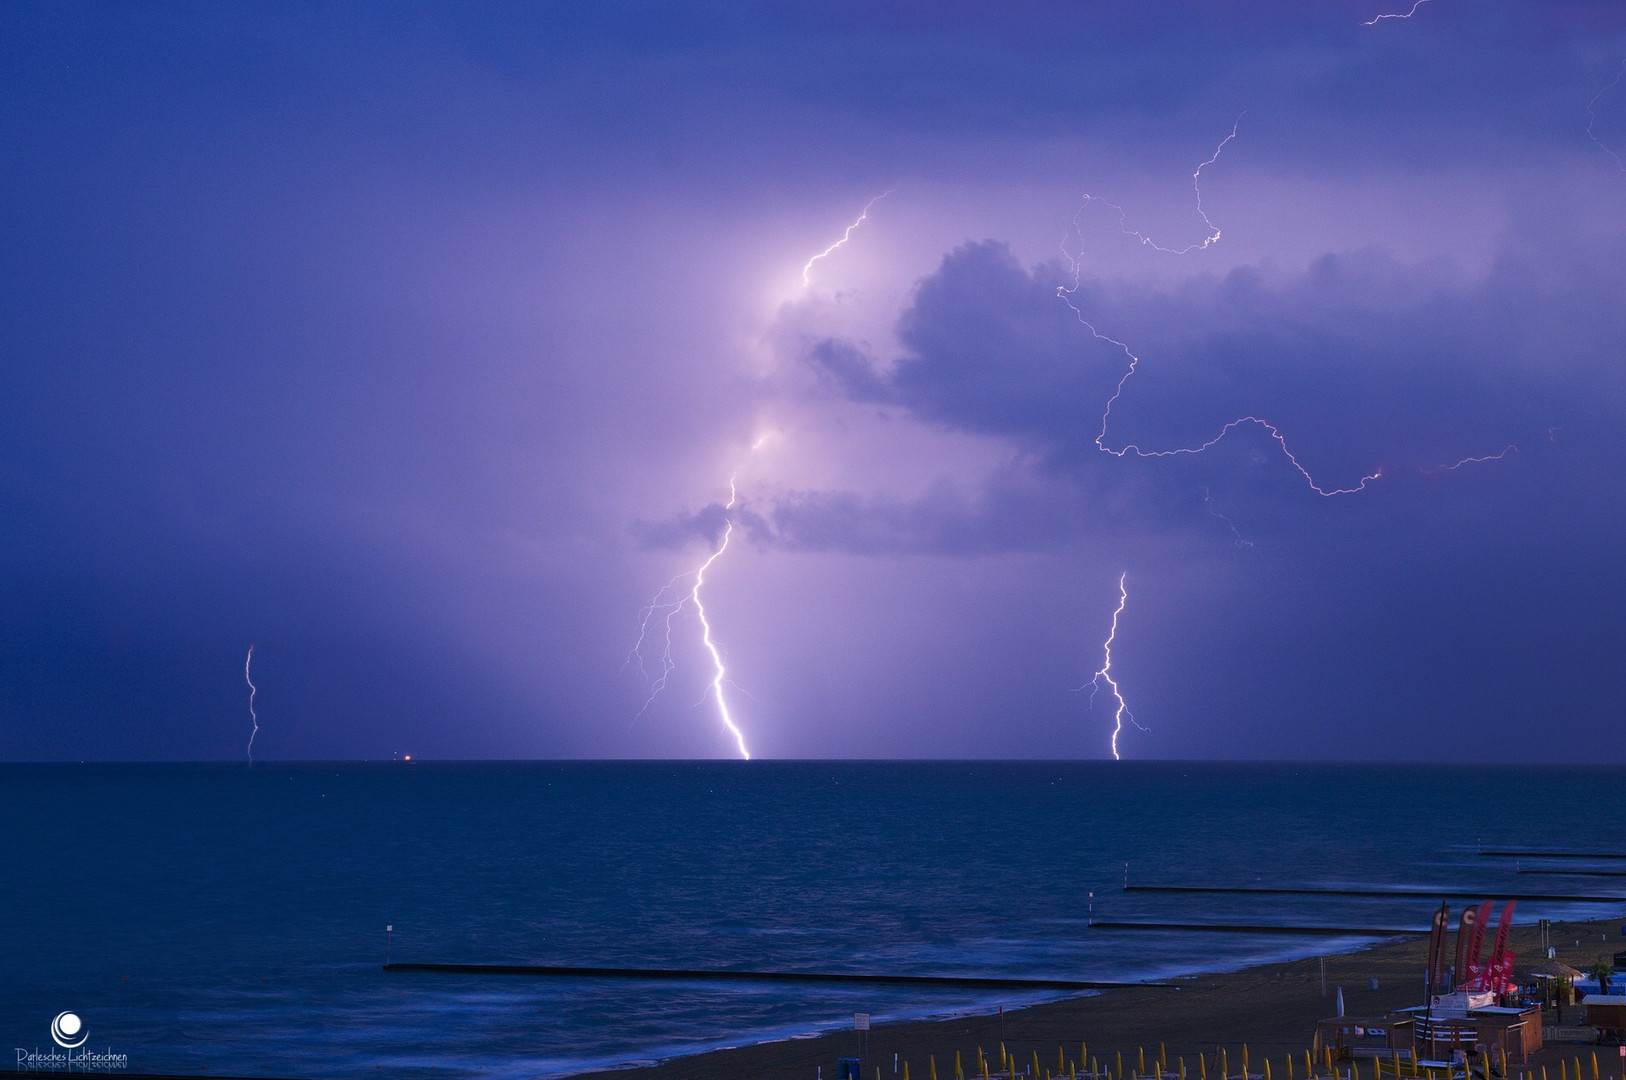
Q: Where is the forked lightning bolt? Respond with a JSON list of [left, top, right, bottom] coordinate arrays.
[[802, 191, 893, 287], [244, 645, 259, 763], [1059, 120, 1510, 496], [627, 481, 751, 759], [1079, 116, 1241, 256], [1058, 117, 1379, 495], [1084, 573, 1142, 761]]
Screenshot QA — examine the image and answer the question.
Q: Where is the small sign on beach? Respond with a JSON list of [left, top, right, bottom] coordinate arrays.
[[854, 1013, 870, 1031]]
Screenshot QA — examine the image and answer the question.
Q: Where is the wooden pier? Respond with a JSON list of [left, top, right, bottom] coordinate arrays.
[[1087, 921, 1426, 936], [1479, 849, 1626, 860], [1122, 884, 1622, 903], [383, 962, 1174, 990]]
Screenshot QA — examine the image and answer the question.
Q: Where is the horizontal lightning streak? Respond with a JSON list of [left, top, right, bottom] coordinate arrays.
[[1058, 118, 1404, 498], [1362, 0, 1433, 26], [1435, 444, 1517, 471], [1055, 287, 1383, 497]]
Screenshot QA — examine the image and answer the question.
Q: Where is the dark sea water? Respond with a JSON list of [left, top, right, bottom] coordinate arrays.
[[3, 762, 1624, 1079]]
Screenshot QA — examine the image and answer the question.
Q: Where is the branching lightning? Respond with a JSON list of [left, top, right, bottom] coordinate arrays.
[[627, 480, 751, 760], [1202, 486, 1257, 550], [1079, 116, 1241, 256], [1082, 573, 1142, 761], [1057, 120, 1384, 497], [626, 573, 688, 716], [1059, 118, 1515, 498], [244, 645, 259, 763], [802, 191, 893, 287], [1361, 0, 1434, 26]]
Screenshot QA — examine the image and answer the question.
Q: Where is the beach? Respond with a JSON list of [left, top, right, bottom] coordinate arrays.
[[7, 764, 1623, 1079], [577, 918, 1626, 1080]]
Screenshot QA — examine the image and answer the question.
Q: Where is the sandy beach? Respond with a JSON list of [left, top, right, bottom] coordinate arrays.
[[577, 917, 1626, 1080]]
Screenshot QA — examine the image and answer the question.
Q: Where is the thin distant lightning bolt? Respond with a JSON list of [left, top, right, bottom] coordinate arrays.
[[244, 645, 259, 763], [1362, 0, 1433, 26], [1082, 573, 1141, 761], [802, 191, 893, 287], [627, 481, 751, 759], [1434, 444, 1517, 471], [1201, 487, 1256, 549], [1587, 59, 1626, 173], [625, 573, 689, 718]]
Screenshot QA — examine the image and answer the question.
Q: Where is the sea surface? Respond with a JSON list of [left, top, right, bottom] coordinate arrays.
[[4, 762, 1624, 1079]]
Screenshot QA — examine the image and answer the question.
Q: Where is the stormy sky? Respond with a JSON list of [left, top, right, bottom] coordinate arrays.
[[4, 2, 1626, 761]]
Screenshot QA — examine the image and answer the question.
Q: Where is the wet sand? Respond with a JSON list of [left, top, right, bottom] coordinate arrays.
[[574, 917, 1625, 1080]]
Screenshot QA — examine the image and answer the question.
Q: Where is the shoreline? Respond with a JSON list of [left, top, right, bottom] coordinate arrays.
[[573, 916, 1626, 1080]]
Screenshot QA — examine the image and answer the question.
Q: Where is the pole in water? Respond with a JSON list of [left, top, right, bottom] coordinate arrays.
[[386, 924, 392, 965]]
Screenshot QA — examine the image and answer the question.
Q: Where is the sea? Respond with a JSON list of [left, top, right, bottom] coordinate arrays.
[[4, 762, 1624, 1079]]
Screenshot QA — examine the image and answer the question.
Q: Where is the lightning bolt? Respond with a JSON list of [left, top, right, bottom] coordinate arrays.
[[1083, 573, 1141, 761], [802, 191, 893, 287], [1057, 139, 1385, 497], [1587, 59, 1626, 173], [244, 645, 259, 763], [1201, 487, 1257, 550], [1362, 0, 1433, 26], [627, 480, 751, 759], [1435, 444, 1518, 471], [691, 481, 749, 759], [1058, 118, 1511, 499], [1079, 116, 1241, 256], [1060, 261, 1391, 497]]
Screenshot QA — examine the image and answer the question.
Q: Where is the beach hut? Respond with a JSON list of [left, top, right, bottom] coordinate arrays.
[[1582, 996, 1626, 1044]]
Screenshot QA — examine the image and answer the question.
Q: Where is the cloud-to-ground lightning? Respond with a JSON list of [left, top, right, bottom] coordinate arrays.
[[627, 480, 751, 759], [801, 191, 893, 287], [689, 482, 749, 759], [1587, 59, 1626, 173], [1082, 573, 1142, 761], [244, 645, 259, 763], [1361, 0, 1434, 26]]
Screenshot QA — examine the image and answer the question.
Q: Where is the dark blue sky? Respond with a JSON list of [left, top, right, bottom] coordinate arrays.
[[4, 2, 1626, 760]]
